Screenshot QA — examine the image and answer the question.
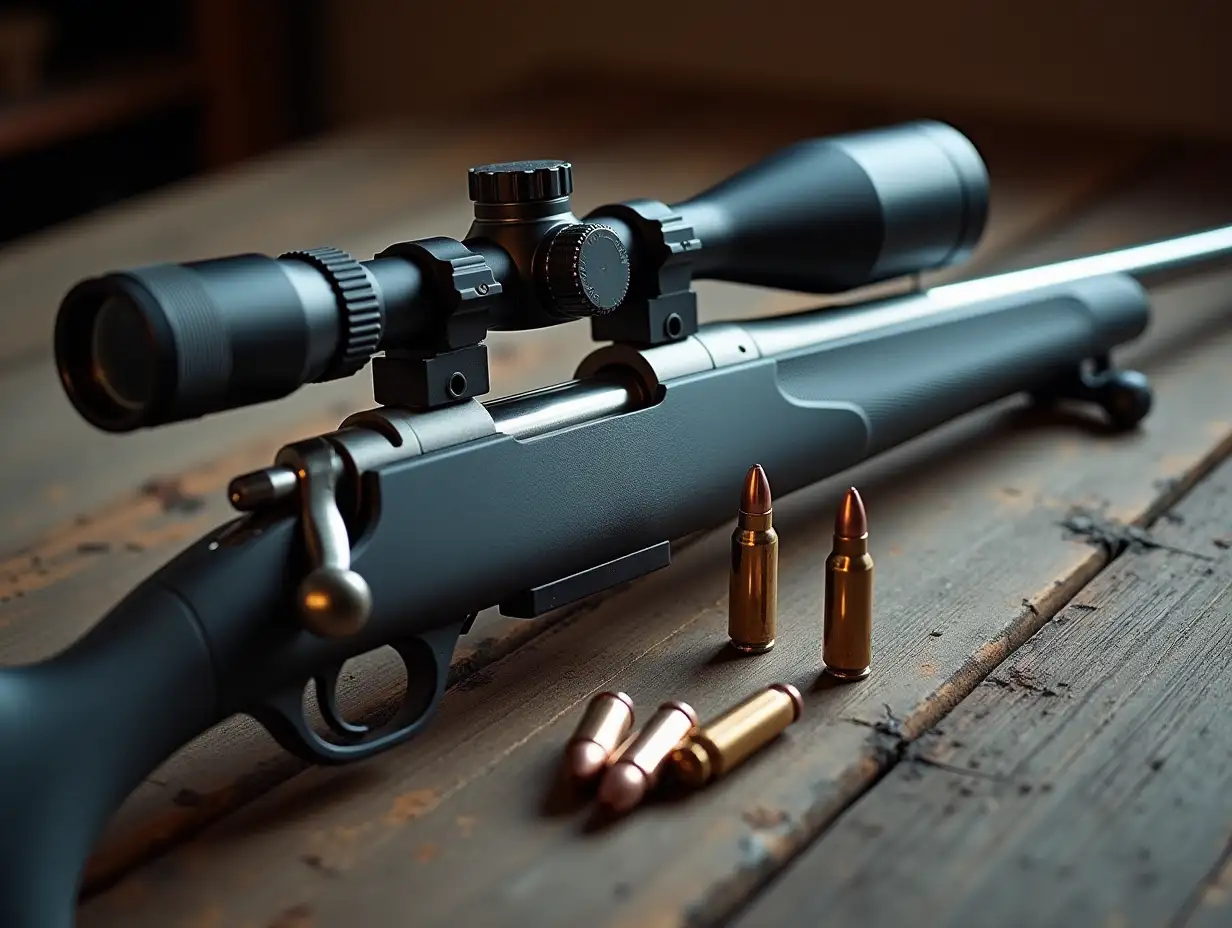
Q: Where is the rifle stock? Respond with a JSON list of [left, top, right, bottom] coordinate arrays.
[[0, 584, 215, 927]]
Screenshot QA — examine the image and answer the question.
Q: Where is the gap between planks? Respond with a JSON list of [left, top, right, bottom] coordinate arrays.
[[734, 451, 1232, 928], [73, 159, 1232, 925]]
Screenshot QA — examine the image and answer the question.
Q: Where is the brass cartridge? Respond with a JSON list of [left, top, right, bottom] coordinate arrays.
[[729, 464, 779, 653], [671, 683, 803, 788], [823, 487, 874, 681]]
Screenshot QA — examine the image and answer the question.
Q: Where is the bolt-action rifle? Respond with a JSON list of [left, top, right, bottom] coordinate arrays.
[[2, 120, 1231, 926]]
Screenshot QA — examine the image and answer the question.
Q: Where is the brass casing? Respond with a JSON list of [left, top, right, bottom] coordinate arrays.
[[618, 701, 699, 785], [823, 533, 874, 680], [729, 510, 778, 653], [672, 684, 803, 788], [569, 691, 634, 755]]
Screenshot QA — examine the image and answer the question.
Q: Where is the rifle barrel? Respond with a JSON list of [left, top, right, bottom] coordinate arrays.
[[742, 225, 1232, 358], [932, 224, 1232, 307]]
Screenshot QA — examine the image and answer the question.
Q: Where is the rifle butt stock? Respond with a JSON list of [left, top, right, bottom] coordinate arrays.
[[0, 584, 215, 928]]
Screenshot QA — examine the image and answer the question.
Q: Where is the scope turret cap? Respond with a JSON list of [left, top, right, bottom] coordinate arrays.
[[541, 223, 630, 318], [468, 160, 573, 204]]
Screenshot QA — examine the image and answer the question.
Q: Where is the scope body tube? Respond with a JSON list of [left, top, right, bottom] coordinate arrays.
[[667, 119, 989, 292]]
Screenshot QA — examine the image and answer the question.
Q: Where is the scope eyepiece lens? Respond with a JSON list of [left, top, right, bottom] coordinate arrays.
[[89, 295, 157, 414], [54, 274, 177, 432], [56, 253, 364, 433]]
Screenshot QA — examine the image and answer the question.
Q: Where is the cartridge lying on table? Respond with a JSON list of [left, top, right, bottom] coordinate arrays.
[[564, 691, 635, 780], [598, 701, 699, 813], [671, 684, 804, 788]]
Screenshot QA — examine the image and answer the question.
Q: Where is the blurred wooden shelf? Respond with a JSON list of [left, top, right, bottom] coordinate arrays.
[[0, 58, 200, 160]]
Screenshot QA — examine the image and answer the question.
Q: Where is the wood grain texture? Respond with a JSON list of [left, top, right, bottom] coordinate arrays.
[[0, 98, 1152, 554], [0, 109, 1145, 899], [736, 454, 1232, 928], [73, 151, 1232, 926]]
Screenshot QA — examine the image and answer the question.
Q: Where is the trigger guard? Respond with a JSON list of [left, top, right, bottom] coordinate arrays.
[[248, 622, 463, 765], [314, 664, 370, 737]]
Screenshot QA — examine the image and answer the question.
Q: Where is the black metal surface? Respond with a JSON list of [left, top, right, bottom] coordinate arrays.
[[499, 541, 673, 618], [668, 119, 989, 292], [55, 253, 343, 431], [468, 160, 574, 203], [538, 223, 631, 319]]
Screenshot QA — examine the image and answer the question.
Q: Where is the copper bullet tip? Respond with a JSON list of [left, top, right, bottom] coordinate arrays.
[[740, 464, 772, 515], [597, 762, 648, 813], [565, 740, 611, 780], [834, 487, 868, 538]]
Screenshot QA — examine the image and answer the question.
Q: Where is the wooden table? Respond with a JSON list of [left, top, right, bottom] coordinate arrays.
[[1, 87, 1230, 928]]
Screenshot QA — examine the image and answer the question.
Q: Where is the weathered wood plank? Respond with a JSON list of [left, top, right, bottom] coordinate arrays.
[[75, 152, 1232, 926], [735, 454, 1232, 928], [0, 107, 1152, 555], [0, 108, 1120, 899]]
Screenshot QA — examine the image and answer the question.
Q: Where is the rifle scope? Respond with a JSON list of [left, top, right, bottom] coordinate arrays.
[[54, 120, 988, 433]]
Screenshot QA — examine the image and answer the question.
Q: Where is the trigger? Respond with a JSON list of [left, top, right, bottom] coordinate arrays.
[[314, 665, 369, 737]]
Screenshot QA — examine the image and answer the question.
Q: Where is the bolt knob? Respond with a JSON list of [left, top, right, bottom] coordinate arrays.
[[541, 223, 631, 319], [467, 159, 573, 204], [298, 567, 372, 638]]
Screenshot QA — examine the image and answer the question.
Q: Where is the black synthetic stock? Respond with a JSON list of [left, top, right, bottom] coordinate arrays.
[[757, 275, 1149, 454], [0, 584, 215, 928]]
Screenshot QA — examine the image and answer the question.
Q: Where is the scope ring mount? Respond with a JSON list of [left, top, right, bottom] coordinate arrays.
[[373, 237, 504, 410], [586, 198, 702, 347]]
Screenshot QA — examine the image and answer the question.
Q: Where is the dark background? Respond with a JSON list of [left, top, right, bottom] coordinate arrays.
[[0, 0, 322, 244], [0, 0, 1227, 247]]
